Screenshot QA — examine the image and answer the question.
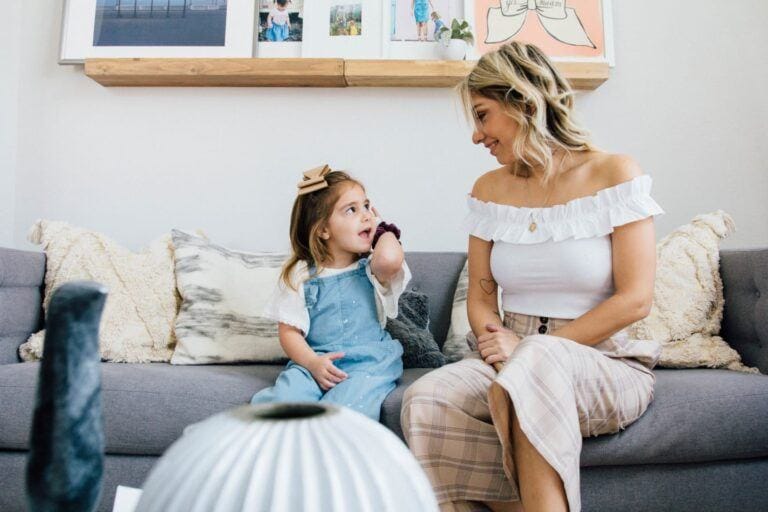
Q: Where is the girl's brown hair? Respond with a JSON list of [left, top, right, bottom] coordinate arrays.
[[281, 171, 363, 289]]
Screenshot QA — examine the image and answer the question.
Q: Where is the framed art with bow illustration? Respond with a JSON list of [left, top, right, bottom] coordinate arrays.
[[468, 0, 614, 65]]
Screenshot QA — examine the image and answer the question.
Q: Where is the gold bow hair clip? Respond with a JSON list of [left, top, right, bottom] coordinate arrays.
[[297, 164, 332, 196]]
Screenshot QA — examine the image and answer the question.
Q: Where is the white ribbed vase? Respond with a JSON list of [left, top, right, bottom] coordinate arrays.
[[136, 403, 438, 512]]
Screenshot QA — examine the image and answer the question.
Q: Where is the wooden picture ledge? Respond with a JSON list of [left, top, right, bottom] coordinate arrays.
[[84, 58, 609, 90]]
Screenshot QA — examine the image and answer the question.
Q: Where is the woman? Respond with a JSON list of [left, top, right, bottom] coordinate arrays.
[[401, 42, 664, 512]]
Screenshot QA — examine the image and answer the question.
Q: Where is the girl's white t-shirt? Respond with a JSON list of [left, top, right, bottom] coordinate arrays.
[[263, 258, 411, 335], [270, 8, 290, 25]]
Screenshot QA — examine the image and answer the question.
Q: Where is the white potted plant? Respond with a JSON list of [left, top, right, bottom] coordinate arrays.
[[437, 19, 474, 60]]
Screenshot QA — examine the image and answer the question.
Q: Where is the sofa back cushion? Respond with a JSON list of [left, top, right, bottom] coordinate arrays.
[[721, 248, 768, 373], [403, 252, 466, 347], [0, 248, 45, 364]]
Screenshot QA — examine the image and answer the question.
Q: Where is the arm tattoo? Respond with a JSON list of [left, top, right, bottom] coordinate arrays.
[[478, 277, 498, 296]]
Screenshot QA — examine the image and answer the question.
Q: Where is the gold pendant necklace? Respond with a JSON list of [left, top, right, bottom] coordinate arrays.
[[525, 167, 560, 233]]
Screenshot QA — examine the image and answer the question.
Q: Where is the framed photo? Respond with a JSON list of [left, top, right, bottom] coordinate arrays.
[[468, 0, 614, 65], [383, 0, 468, 60], [59, 0, 255, 64], [254, 0, 303, 58], [301, 0, 383, 59]]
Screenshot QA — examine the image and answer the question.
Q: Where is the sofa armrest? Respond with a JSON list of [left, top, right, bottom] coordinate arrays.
[[720, 248, 768, 373], [0, 247, 45, 364]]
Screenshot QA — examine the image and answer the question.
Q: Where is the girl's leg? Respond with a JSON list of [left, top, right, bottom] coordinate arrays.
[[321, 372, 396, 421], [250, 364, 323, 404]]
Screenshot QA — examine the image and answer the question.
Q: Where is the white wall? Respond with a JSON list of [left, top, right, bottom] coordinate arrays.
[[6, 0, 768, 253], [0, 1, 22, 247]]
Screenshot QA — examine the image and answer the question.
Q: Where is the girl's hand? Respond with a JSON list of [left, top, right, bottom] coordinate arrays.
[[477, 324, 521, 367], [307, 352, 348, 391]]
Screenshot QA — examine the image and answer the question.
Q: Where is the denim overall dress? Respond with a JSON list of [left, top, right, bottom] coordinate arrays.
[[251, 258, 404, 421]]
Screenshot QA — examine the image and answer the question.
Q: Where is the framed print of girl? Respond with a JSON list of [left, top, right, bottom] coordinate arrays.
[[255, 0, 304, 57], [472, 0, 614, 64], [302, 0, 383, 58], [385, 0, 466, 59]]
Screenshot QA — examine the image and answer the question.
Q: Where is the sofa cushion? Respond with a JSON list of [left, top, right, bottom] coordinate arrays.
[[0, 363, 433, 456], [2, 364, 766, 464], [581, 369, 768, 466], [0, 248, 45, 364]]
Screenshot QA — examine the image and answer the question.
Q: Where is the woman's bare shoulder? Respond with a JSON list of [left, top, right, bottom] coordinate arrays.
[[470, 166, 511, 201], [587, 153, 645, 189]]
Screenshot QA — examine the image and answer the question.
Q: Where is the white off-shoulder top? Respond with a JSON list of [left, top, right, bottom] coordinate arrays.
[[464, 174, 664, 319]]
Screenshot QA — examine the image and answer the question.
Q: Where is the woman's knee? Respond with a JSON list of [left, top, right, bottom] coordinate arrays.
[[402, 361, 494, 428], [515, 334, 580, 358], [402, 368, 448, 408], [505, 334, 577, 378]]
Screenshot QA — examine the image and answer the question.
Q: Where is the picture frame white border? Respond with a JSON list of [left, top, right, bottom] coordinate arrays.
[[383, 0, 469, 60], [252, 0, 302, 58], [301, 0, 384, 59], [59, 0, 256, 64]]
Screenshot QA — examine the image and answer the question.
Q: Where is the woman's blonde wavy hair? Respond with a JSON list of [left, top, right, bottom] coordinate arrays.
[[458, 41, 595, 182], [281, 171, 364, 290]]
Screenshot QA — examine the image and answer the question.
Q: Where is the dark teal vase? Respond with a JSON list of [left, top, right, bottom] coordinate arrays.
[[26, 281, 108, 512]]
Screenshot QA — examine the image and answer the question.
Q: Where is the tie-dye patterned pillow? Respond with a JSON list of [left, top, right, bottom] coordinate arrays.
[[170, 230, 288, 365]]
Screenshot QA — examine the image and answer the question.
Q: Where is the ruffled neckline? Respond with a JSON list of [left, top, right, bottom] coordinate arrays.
[[465, 174, 664, 244]]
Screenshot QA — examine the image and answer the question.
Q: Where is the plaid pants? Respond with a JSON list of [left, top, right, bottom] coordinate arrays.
[[401, 313, 660, 511]]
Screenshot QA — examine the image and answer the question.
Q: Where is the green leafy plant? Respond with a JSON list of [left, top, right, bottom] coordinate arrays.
[[437, 19, 474, 46]]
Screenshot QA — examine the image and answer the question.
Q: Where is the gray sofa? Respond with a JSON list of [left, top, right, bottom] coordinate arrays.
[[1, 247, 767, 512]]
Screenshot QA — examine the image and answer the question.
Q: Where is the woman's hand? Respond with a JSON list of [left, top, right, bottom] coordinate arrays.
[[306, 352, 348, 391], [477, 323, 521, 367]]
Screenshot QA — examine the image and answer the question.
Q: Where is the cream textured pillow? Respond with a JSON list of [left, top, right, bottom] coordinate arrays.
[[170, 230, 288, 365], [630, 211, 757, 373], [442, 261, 472, 362], [19, 220, 178, 363]]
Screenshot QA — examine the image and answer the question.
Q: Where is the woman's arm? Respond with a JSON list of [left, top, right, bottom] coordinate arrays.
[[467, 235, 504, 339], [549, 217, 655, 345], [466, 171, 521, 369], [550, 159, 656, 345]]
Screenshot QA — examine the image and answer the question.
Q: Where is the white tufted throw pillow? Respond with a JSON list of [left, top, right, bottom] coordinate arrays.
[[630, 211, 757, 373], [19, 220, 179, 362]]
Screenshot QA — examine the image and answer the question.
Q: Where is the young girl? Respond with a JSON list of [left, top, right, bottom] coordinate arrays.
[[266, 0, 291, 42], [412, 0, 434, 41], [431, 11, 446, 41], [348, 19, 359, 36], [251, 165, 410, 422]]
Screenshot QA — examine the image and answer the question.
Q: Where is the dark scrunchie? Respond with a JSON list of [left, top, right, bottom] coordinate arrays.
[[372, 222, 401, 248]]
